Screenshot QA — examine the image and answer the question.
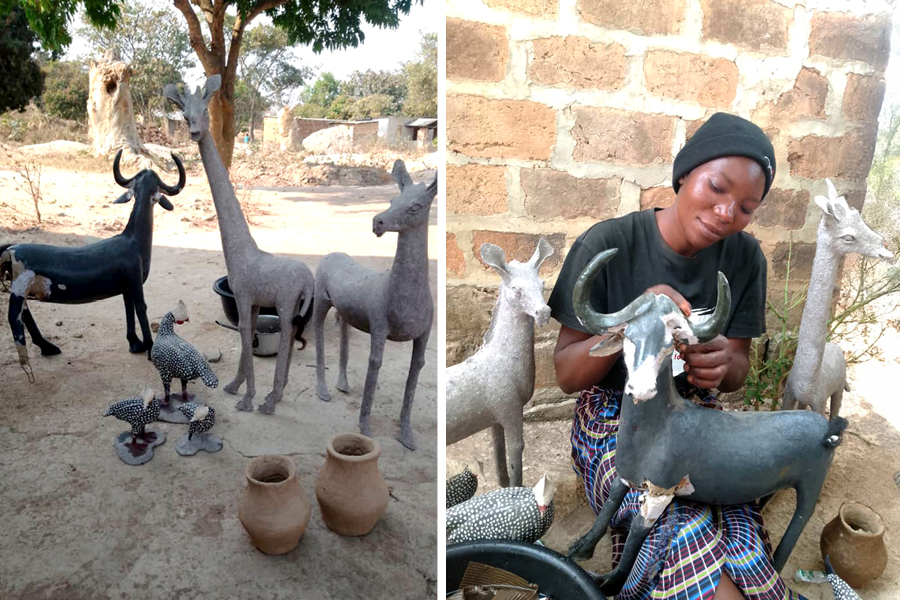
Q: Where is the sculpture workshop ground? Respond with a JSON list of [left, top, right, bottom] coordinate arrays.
[[0, 160, 438, 598], [448, 326, 900, 599]]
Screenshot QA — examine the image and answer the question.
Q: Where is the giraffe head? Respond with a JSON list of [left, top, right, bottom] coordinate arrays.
[[815, 179, 893, 261], [372, 160, 437, 237], [164, 75, 221, 142]]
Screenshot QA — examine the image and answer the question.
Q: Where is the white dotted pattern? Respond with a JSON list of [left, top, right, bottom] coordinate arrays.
[[446, 487, 554, 545], [104, 395, 160, 437], [178, 402, 216, 439], [151, 312, 219, 390], [446, 467, 478, 509], [828, 574, 862, 600]]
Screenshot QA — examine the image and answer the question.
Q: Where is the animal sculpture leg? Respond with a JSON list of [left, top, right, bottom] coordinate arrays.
[[7, 292, 28, 365], [492, 423, 510, 487], [128, 279, 154, 359], [772, 481, 822, 572], [359, 330, 387, 438], [122, 291, 144, 353], [259, 307, 294, 414], [22, 303, 60, 356], [569, 478, 630, 560], [397, 329, 429, 450], [313, 289, 333, 402], [230, 300, 259, 411], [781, 387, 797, 411], [596, 507, 658, 596], [336, 314, 351, 393], [504, 415, 525, 488], [830, 389, 843, 421]]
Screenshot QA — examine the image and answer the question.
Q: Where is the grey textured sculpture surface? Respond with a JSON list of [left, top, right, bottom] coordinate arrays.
[[105, 387, 165, 465], [446, 474, 556, 544], [1, 149, 184, 373], [152, 300, 218, 423], [175, 402, 222, 456], [782, 179, 893, 418], [165, 76, 315, 414], [445, 239, 553, 486], [313, 161, 437, 450], [566, 249, 847, 596]]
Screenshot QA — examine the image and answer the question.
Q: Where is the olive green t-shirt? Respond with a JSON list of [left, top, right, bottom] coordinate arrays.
[[547, 209, 767, 390]]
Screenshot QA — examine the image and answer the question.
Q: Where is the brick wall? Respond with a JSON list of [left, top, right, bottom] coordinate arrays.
[[446, 0, 895, 406]]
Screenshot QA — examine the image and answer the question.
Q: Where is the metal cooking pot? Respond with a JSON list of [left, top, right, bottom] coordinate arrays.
[[215, 315, 282, 357]]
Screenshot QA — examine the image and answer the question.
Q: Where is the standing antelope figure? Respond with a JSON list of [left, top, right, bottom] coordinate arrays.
[[782, 179, 893, 418], [446, 239, 553, 487], [1, 149, 184, 371], [567, 249, 846, 596], [314, 161, 436, 450], [164, 76, 315, 414]]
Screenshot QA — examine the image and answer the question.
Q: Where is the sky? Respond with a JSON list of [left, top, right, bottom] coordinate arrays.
[[66, 0, 437, 89]]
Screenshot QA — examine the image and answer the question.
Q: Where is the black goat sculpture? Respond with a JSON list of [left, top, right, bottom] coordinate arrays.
[[1, 149, 185, 372], [566, 248, 847, 596]]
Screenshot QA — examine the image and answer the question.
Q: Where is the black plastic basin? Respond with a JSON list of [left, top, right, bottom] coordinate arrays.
[[213, 275, 313, 347], [446, 540, 606, 600]]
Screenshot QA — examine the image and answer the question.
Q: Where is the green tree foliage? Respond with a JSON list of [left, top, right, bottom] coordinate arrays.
[[1, 0, 417, 168], [78, 0, 194, 122], [402, 31, 436, 117], [41, 60, 90, 121], [0, 7, 45, 113], [343, 69, 405, 115], [296, 72, 341, 118], [349, 93, 397, 120]]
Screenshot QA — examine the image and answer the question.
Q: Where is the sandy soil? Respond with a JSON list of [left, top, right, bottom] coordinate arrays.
[[0, 159, 438, 599], [448, 325, 900, 599]]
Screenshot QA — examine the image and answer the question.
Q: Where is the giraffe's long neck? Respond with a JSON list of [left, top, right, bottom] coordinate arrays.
[[387, 223, 429, 303], [197, 132, 257, 263], [793, 226, 841, 382], [482, 289, 535, 355]]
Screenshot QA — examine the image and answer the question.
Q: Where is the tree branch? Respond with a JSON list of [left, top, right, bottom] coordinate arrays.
[[209, 0, 227, 67], [225, 0, 288, 88], [173, 0, 215, 72]]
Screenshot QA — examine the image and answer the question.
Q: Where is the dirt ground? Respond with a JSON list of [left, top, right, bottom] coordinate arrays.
[[0, 155, 438, 599], [448, 325, 900, 599]]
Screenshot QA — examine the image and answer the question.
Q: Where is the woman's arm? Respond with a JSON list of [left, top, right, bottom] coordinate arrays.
[[553, 325, 621, 394]]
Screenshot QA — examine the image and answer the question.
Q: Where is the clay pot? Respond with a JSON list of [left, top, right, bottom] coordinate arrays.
[[238, 455, 311, 554], [820, 502, 887, 588], [316, 433, 389, 536]]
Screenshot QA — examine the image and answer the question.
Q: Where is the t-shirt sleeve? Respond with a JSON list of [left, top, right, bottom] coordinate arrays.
[[724, 241, 767, 339], [547, 224, 611, 333]]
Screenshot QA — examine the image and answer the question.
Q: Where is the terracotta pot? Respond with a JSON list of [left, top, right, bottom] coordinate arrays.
[[820, 501, 887, 588], [316, 433, 388, 536], [238, 455, 311, 554]]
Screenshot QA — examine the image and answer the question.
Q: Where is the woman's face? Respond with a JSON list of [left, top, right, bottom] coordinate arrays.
[[676, 156, 766, 253]]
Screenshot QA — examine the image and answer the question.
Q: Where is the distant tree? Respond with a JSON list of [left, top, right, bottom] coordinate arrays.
[[343, 69, 405, 114], [0, 7, 45, 113], [78, 0, 194, 123], [41, 60, 90, 120], [237, 22, 311, 140], [348, 94, 396, 120], [326, 94, 354, 120], [233, 77, 269, 133], [4, 0, 417, 169], [402, 31, 436, 117], [296, 72, 341, 118]]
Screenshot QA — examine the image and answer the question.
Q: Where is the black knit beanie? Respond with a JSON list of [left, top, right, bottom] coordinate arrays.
[[672, 112, 776, 200]]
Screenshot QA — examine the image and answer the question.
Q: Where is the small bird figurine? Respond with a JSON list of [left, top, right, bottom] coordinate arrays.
[[104, 387, 160, 442], [178, 402, 215, 439], [151, 300, 218, 406], [447, 465, 479, 509], [446, 474, 556, 545], [825, 555, 863, 600]]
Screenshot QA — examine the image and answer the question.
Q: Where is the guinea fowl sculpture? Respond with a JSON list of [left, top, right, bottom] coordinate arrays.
[[175, 402, 222, 456], [104, 387, 165, 464], [447, 465, 479, 509], [825, 555, 862, 600], [446, 475, 556, 545], [151, 300, 218, 422]]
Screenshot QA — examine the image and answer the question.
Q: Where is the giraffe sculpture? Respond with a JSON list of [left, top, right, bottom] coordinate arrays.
[[314, 162, 437, 450], [782, 179, 893, 418], [164, 76, 315, 414]]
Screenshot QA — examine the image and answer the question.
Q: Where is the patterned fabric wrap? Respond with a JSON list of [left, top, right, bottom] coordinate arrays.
[[570, 383, 806, 600]]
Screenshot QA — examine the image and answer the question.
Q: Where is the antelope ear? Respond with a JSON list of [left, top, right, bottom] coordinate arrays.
[[589, 329, 625, 357], [163, 83, 184, 110], [480, 243, 509, 277], [202, 75, 222, 101], [814, 195, 833, 218], [113, 190, 134, 204], [158, 196, 174, 211], [391, 160, 414, 190], [528, 237, 554, 270]]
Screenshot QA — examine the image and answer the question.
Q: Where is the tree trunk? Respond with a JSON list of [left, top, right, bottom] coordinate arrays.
[[249, 112, 256, 142], [208, 90, 236, 170]]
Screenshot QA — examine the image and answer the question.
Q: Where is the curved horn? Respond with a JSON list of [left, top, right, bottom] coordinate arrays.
[[573, 248, 654, 333], [112, 149, 134, 188], [687, 272, 732, 342], [157, 153, 186, 195]]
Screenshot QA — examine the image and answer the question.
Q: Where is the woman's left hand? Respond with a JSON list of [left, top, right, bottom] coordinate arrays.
[[677, 335, 732, 389]]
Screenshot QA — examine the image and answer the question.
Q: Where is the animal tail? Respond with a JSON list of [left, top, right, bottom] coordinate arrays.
[[844, 381, 851, 392], [103, 408, 114, 417], [822, 416, 848, 448], [824, 554, 836, 575], [201, 363, 219, 388], [0, 243, 13, 282], [298, 279, 314, 318]]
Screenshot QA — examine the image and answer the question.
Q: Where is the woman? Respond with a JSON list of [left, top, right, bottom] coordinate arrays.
[[548, 113, 801, 600]]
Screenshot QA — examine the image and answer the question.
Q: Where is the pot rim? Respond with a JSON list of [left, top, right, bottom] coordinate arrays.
[[838, 501, 885, 537], [246, 454, 296, 486], [326, 433, 381, 463]]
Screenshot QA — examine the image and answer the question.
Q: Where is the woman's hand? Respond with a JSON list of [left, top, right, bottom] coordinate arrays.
[[645, 284, 691, 317], [678, 336, 751, 392]]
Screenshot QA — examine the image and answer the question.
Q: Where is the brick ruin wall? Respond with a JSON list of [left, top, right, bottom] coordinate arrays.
[[446, 0, 895, 409]]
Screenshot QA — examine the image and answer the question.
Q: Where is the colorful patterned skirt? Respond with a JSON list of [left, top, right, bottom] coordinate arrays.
[[570, 384, 805, 600]]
